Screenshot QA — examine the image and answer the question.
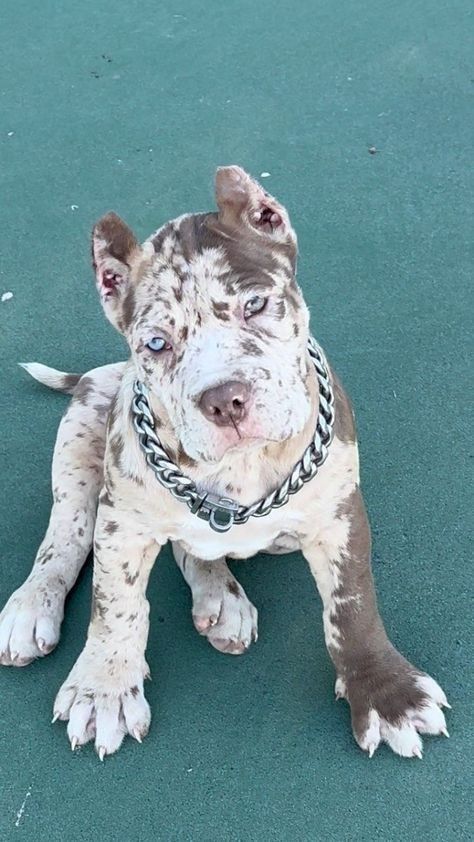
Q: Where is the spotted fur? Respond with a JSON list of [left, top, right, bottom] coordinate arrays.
[[0, 166, 449, 761]]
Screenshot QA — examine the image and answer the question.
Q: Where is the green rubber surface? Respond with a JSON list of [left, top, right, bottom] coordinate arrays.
[[0, 1, 472, 839]]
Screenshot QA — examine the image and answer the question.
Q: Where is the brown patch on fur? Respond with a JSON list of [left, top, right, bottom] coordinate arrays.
[[151, 223, 173, 254], [211, 299, 230, 321], [227, 580, 240, 598], [73, 376, 94, 405], [99, 489, 114, 508], [92, 212, 139, 269], [36, 544, 54, 566], [326, 488, 428, 734], [104, 521, 119, 535], [177, 443, 197, 468], [330, 369, 356, 443], [61, 373, 82, 393], [240, 337, 263, 356], [109, 434, 124, 470], [91, 584, 109, 621], [121, 285, 136, 329], [275, 300, 286, 319]]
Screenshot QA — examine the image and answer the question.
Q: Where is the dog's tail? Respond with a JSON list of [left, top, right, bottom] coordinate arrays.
[[19, 363, 83, 394]]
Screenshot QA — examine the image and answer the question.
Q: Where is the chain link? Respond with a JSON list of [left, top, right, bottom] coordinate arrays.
[[131, 337, 334, 531]]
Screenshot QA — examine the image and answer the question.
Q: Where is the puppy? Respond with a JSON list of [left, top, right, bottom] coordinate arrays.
[[0, 166, 449, 759]]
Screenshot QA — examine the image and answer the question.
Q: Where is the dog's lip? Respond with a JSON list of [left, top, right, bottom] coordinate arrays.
[[216, 433, 283, 456]]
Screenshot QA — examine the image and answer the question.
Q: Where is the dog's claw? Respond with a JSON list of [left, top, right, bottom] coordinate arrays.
[[441, 727, 450, 738], [133, 728, 142, 744], [98, 746, 106, 762], [368, 743, 377, 758], [412, 746, 423, 760], [37, 637, 47, 653], [51, 712, 60, 724], [71, 736, 78, 752]]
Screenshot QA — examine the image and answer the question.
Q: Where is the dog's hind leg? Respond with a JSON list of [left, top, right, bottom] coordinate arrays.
[[172, 543, 258, 654], [0, 363, 124, 666]]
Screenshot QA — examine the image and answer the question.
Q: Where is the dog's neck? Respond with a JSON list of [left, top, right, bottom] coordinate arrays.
[[142, 366, 319, 507]]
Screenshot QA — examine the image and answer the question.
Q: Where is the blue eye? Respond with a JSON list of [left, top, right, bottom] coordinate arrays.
[[146, 336, 168, 352], [244, 295, 267, 319]]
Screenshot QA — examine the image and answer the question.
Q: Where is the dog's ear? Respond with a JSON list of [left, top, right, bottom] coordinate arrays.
[[91, 212, 141, 331], [215, 166, 296, 247]]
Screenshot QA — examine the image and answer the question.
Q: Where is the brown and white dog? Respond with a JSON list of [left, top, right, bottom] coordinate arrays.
[[0, 166, 450, 760]]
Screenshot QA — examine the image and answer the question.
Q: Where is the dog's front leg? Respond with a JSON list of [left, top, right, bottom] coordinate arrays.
[[53, 503, 160, 759], [172, 544, 258, 654], [0, 365, 122, 666], [302, 486, 450, 758]]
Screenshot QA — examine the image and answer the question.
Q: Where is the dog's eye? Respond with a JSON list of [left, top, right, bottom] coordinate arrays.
[[146, 336, 169, 352], [244, 295, 267, 319]]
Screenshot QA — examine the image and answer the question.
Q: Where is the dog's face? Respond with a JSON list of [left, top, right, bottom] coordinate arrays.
[[92, 166, 311, 462]]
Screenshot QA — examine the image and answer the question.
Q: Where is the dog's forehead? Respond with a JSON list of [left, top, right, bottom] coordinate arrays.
[[143, 212, 293, 302]]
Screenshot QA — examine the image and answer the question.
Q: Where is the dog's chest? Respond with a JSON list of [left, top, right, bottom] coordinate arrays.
[[163, 502, 304, 559]]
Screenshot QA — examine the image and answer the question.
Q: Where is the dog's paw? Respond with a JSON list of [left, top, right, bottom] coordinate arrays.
[[192, 577, 258, 655], [336, 653, 450, 758], [53, 646, 151, 759], [0, 578, 65, 666]]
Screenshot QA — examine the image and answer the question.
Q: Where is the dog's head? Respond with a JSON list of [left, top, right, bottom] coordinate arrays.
[[92, 166, 312, 462]]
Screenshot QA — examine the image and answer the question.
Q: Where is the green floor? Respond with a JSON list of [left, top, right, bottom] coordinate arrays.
[[1, 0, 472, 839]]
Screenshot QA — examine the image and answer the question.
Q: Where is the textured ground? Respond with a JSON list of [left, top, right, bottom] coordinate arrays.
[[0, 0, 472, 839]]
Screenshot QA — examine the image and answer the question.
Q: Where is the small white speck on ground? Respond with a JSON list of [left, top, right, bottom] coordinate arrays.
[[186, 768, 193, 772], [347, 76, 352, 81], [70, 204, 79, 211], [1, 291, 13, 302], [393, 390, 397, 398], [260, 172, 271, 178], [14, 787, 31, 827], [8, 131, 15, 137]]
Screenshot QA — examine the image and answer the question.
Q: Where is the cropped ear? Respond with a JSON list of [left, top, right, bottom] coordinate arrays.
[[91, 212, 141, 331], [215, 166, 296, 247]]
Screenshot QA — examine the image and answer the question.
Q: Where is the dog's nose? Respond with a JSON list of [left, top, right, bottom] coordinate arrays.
[[199, 381, 250, 427]]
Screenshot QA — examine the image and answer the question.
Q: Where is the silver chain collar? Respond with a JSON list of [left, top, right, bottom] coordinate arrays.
[[131, 336, 335, 533]]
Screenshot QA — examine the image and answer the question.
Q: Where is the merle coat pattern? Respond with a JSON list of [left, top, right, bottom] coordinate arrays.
[[0, 166, 449, 759]]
